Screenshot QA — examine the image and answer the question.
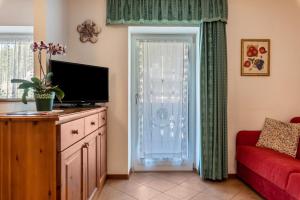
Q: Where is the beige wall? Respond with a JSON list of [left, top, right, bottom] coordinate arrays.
[[46, 0, 68, 44], [64, 0, 129, 174], [227, 0, 300, 173], [0, 0, 33, 26], [2, 0, 300, 174]]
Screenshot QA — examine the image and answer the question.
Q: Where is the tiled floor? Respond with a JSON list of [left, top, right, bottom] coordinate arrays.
[[93, 172, 263, 200]]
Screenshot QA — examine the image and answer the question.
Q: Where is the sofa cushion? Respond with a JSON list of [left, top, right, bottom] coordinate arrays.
[[237, 145, 300, 190], [289, 117, 300, 160], [257, 118, 300, 158], [298, 142, 300, 160]]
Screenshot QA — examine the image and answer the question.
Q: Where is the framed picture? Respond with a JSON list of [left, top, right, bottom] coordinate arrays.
[[241, 39, 270, 76]]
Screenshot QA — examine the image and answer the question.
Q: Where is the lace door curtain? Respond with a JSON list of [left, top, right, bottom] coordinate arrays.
[[136, 40, 189, 163], [0, 34, 34, 99]]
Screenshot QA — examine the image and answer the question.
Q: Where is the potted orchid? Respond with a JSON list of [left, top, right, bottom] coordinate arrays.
[[11, 41, 66, 111]]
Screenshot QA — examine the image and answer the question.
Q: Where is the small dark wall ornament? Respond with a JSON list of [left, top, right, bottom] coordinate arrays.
[[77, 20, 101, 43]]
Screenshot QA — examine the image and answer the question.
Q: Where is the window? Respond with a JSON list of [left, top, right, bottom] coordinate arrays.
[[0, 26, 34, 99]]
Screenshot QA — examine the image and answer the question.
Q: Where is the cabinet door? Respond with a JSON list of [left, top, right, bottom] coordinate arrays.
[[0, 121, 10, 200], [60, 141, 85, 200], [100, 126, 107, 181], [96, 133, 101, 187], [85, 131, 98, 199]]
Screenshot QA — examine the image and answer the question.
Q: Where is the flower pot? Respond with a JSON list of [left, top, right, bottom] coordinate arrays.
[[34, 92, 55, 111]]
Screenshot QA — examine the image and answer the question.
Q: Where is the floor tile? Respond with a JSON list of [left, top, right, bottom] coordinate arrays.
[[157, 172, 194, 184], [95, 172, 263, 200], [201, 181, 242, 200], [190, 192, 221, 200], [231, 186, 263, 200], [179, 177, 208, 192], [107, 179, 142, 193], [164, 185, 199, 199], [144, 179, 177, 192], [150, 193, 179, 200], [130, 173, 157, 185], [96, 185, 136, 200], [128, 185, 162, 200]]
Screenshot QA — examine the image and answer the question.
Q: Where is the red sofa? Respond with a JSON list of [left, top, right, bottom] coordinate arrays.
[[236, 117, 300, 200]]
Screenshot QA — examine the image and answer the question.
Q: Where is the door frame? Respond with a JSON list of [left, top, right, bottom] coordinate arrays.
[[128, 27, 201, 172]]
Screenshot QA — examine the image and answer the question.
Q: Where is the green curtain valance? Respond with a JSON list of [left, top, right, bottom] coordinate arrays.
[[106, 0, 228, 25]]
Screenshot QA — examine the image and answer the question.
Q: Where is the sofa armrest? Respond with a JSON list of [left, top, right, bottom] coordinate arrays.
[[237, 131, 261, 146]]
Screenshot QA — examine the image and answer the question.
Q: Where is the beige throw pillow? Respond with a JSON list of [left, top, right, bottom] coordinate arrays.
[[256, 118, 300, 158]]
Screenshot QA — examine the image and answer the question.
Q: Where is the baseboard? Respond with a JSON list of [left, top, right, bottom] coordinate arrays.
[[107, 169, 132, 180], [193, 167, 200, 174], [228, 173, 237, 179], [107, 174, 130, 180]]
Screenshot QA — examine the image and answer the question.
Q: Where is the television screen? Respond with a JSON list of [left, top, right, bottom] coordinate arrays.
[[50, 60, 109, 104]]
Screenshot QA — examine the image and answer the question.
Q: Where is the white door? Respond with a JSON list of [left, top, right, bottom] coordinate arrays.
[[131, 34, 196, 171]]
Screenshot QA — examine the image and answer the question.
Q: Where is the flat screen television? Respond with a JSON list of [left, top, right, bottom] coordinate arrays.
[[50, 60, 109, 104]]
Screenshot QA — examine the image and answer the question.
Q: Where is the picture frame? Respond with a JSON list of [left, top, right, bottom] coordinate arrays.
[[241, 39, 270, 76]]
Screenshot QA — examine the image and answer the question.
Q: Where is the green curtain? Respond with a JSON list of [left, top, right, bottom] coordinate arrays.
[[200, 21, 228, 180], [106, 0, 228, 181], [106, 0, 227, 25]]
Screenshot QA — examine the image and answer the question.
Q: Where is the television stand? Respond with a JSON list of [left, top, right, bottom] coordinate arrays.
[[55, 102, 105, 109]]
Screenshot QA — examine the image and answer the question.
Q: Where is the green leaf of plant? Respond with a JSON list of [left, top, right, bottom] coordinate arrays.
[[31, 77, 42, 85], [11, 79, 30, 84], [45, 72, 53, 82], [19, 82, 35, 89], [50, 86, 65, 103], [22, 88, 29, 104], [30, 77, 46, 91]]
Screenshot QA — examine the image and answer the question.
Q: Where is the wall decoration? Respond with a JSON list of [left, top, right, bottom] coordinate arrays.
[[241, 39, 270, 76], [77, 20, 101, 43]]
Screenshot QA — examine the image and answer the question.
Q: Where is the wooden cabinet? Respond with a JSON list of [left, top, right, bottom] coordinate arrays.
[[96, 125, 107, 189], [60, 118, 85, 151], [60, 130, 102, 200], [84, 114, 99, 136], [59, 108, 107, 200], [0, 107, 107, 200], [85, 131, 98, 199], [60, 140, 85, 200], [96, 133, 101, 188], [0, 121, 11, 200], [100, 126, 107, 185]]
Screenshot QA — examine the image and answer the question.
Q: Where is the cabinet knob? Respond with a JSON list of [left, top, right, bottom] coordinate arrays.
[[99, 131, 104, 136], [71, 130, 79, 134], [91, 121, 96, 125]]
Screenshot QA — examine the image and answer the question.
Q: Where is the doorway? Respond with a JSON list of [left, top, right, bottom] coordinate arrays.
[[129, 27, 200, 171]]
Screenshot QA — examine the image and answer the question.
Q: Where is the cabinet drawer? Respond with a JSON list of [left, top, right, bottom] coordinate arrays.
[[99, 111, 107, 127], [60, 118, 85, 151], [85, 114, 99, 135]]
